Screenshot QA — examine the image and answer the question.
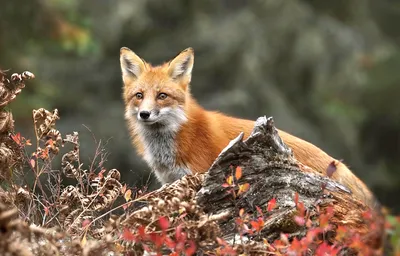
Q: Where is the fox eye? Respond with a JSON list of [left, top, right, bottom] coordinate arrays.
[[158, 93, 168, 100], [135, 92, 143, 99]]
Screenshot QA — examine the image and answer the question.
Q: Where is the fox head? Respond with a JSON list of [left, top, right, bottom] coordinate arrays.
[[119, 47, 194, 131]]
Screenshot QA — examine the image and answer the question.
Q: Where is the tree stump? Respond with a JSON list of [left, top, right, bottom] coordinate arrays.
[[196, 116, 385, 254]]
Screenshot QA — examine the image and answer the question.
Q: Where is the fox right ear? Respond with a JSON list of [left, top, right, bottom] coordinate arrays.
[[120, 47, 146, 82], [168, 47, 194, 83]]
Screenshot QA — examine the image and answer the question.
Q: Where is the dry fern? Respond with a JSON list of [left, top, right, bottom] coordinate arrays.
[[0, 70, 34, 109], [32, 108, 60, 139], [118, 174, 224, 254], [0, 203, 60, 256], [0, 70, 34, 182], [58, 165, 123, 237]]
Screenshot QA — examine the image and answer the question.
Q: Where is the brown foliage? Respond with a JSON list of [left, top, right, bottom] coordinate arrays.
[[0, 70, 33, 180]]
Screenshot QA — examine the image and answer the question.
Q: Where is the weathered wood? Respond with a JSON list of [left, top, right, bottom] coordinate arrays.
[[196, 116, 384, 251]]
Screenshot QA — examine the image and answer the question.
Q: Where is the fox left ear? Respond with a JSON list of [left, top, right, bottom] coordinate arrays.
[[120, 47, 146, 83], [168, 48, 194, 83]]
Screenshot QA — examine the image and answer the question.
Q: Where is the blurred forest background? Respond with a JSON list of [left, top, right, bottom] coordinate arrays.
[[1, 0, 400, 213]]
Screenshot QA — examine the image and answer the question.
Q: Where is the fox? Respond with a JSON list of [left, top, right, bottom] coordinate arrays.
[[119, 47, 375, 207]]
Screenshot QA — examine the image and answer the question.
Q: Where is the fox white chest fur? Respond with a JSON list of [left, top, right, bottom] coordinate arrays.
[[134, 122, 191, 184]]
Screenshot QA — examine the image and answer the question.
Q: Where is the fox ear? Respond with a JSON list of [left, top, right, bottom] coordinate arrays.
[[120, 47, 146, 82], [168, 48, 194, 83]]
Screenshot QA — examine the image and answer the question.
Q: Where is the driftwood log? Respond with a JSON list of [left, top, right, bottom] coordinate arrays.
[[194, 116, 385, 254]]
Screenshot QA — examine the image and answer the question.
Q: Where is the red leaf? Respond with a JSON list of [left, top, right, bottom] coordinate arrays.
[[138, 225, 146, 239], [294, 216, 305, 226], [216, 237, 227, 246], [305, 227, 322, 243], [149, 232, 164, 248], [280, 233, 289, 245], [326, 206, 334, 217], [273, 239, 285, 248], [319, 213, 330, 229], [235, 166, 242, 180], [11, 133, 21, 146], [267, 198, 277, 211], [315, 241, 340, 255], [335, 225, 348, 241], [122, 228, 135, 241], [306, 218, 312, 228], [348, 234, 364, 251], [250, 217, 264, 232], [235, 217, 244, 228], [362, 210, 373, 220], [250, 220, 260, 231], [165, 237, 176, 249], [238, 183, 250, 195], [82, 219, 90, 228], [47, 139, 54, 147], [217, 237, 237, 255], [256, 205, 263, 216], [289, 238, 302, 252], [297, 202, 306, 217], [185, 240, 197, 256], [159, 216, 170, 231]]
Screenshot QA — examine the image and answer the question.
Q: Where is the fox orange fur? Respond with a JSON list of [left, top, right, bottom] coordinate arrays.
[[119, 47, 375, 207]]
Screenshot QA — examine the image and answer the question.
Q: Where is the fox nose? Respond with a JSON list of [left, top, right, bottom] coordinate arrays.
[[139, 111, 151, 120]]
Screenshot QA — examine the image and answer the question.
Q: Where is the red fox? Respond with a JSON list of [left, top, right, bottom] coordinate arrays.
[[119, 47, 375, 206]]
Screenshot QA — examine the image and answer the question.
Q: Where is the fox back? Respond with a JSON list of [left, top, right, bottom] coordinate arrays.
[[119, 47, 375, 207]]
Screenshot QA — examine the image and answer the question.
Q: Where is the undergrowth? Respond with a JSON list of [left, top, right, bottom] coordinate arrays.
[[0, 70, 399, 255]]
